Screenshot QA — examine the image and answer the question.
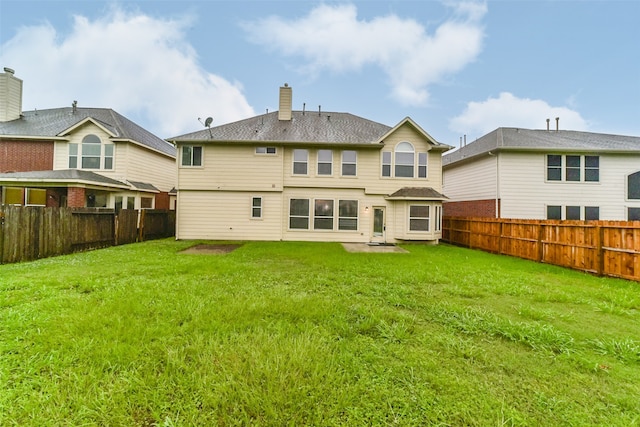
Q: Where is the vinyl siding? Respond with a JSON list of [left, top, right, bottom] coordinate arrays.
[[53, 123, 175, 192], [443, 155, 496, 201], [177, 190, 283, 240], [499, 152, 640, 220], [175, 121, 447, 242], [179, 145, 284, 192], [117, 144, 175, 192], [282, 123, 444, 196], [53, 124, 114, 170]]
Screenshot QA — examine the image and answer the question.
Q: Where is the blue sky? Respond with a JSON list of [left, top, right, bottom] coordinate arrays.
[[1, 0, 638, 146]]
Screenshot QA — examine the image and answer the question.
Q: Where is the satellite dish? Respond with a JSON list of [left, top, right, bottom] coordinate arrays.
[[204, 117, 213, 127]]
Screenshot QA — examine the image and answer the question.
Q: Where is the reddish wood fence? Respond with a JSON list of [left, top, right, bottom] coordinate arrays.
[[443, 217, 640, 282], [0, 205, 175, 264]]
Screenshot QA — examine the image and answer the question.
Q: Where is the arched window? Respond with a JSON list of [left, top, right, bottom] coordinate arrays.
[[395, 142, 414, 177], [82, 134, 101, 169], [628, 171, 640, 199]]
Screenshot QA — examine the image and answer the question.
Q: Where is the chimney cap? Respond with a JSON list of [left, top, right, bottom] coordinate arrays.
[[3, 67, 15, 74]]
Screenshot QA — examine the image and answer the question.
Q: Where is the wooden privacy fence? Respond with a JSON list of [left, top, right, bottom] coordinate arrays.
[[443, 217, 640, 282], [0, 205, 175, 264]]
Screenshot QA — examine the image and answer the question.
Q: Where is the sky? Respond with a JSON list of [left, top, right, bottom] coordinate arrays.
[[1, 0, 638, 147]]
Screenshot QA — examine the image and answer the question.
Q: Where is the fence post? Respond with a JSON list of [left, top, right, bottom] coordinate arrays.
[[537, 221, 544, 263], [596, 225, 604, 276], [0, 206, 5, 264], [138, 209, 146, 242]]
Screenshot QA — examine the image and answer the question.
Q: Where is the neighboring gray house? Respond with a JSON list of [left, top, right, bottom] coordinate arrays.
[[442, 127, 640, 220]]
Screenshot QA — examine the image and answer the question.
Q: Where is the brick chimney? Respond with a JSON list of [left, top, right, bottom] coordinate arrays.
[[278, 83, 292, 121], [0, 67, 23, 122]]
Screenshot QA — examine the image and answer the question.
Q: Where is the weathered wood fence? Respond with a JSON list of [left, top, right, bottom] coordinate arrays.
[[0, 205, 175, 264], [443, 217, 640, 282]]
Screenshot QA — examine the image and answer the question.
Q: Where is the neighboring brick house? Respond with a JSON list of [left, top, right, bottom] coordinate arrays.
[[168, 84, 452, 243], [0, 67, 176, 209], [442, 126, 640, 220]]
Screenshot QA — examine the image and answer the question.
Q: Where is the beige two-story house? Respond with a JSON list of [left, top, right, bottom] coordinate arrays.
[[168, 84, 452, 243]]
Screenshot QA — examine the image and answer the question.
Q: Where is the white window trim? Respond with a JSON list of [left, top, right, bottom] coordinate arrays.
[[317, 149, 333, 176], [288, 198, 360, 232], [408, 204, 430, 232], [181, 145, 204, 168], [341, 150, 357, 177], [251, 196, 263, 219], [545, 154, 600, 183], [256, 147, 277, 155], [292, 149, 309, 176]]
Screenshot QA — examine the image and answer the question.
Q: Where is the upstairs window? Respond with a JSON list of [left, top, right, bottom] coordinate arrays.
[[293, 149, 308, 175], [181, 145, 202, 167], [627, 171, 640, 199], [256, 147, 276, 154], [418, 152, 428, 178], [547, 155, 562, 181], [565, 156, 581, 181], [69, 143, 78, 168], [104, 144, 114, 169], [381, 152, 391, 177], [585, 156, 599, 181], [82, 134, 102, 169], [395, 142, 415, 177], [341, 150, 357, 176], [546, 154, 599, 182], [317, 149, 332, 175]]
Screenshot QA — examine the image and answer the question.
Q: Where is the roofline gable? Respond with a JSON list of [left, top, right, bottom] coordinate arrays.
[[57, 116, 117, 138], [378, 117, 453, 151]]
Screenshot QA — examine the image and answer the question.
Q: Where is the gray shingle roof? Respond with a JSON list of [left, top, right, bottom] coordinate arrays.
[[0, 169, 130, 188], [169, 111, 393, 145], [443, 128, 640, 166], [128, 180, 159, 192], [387, 187, 448, 200], [0, 107, 175, 157]]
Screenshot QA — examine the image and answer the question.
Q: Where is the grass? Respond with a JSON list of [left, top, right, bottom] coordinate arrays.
[[1, 239, 639, 426]]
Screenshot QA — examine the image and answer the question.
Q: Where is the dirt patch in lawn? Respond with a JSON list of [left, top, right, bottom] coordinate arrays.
[[180, 244, 242, 254]]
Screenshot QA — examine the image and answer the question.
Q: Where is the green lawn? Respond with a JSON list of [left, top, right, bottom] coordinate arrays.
[[1, 239, 638, 426]]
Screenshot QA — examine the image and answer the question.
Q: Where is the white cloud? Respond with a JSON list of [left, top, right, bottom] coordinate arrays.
[[450, 92, 589, 136], [241, 2, 486, 106], [0, 6, 254, 137]]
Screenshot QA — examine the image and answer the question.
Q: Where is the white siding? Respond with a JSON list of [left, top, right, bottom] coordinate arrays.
[[443, 155, 497, 201], [499, 152, 640, 220]]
